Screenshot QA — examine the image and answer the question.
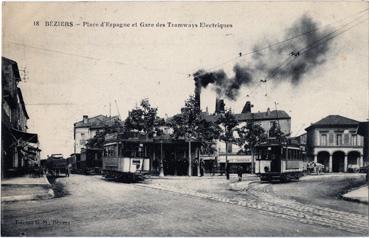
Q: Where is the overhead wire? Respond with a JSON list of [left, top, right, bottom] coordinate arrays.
[[188, 7, 369, 79], [245, 13, 368, 99], [5, 40, 187, 76]]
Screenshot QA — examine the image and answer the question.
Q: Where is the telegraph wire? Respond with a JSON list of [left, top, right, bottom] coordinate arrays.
[[188, 7, 369, 79], [5, 41, 187, 76], [245, 14, 368, 99]]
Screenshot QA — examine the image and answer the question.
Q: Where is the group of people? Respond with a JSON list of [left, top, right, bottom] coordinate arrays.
[[307, 161, 324, 174]]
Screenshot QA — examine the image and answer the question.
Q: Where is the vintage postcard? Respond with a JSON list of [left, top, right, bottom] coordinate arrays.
[[1, 1, 368, 237]]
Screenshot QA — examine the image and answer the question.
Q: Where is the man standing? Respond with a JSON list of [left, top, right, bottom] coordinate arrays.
[[237, 165, 243, 181]]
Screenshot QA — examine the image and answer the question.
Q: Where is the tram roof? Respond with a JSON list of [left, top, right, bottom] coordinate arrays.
[[255, 137, 301, 147], [103, 134, 201, 145]]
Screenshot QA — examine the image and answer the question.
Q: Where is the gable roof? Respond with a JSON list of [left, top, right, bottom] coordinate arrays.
[[306, 115, 359, 131], [2, 57, 21, 82], [74, 115, 121, 128], [169, 110, 290, 124], [235, 110, 290, 122]]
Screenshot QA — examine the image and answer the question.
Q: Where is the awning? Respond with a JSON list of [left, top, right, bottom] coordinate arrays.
[[200, 155, 216, 161], [218, 154, 252, 163], [11, 128, 39, 143]]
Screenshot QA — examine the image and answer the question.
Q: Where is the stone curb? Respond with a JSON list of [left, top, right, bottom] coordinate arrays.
[[341, 196, 369, 205], [147, 176, 228, 180], [228, 180, 257, 191], [341, 185, 369, 205], [1, 189, 54, 202], [1, 175, 54, 203]]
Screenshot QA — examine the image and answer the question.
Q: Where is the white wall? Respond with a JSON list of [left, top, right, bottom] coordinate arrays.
[[74, 127, 91, 153]]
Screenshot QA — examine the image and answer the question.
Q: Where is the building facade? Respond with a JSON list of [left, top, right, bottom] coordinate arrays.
[[305, 115, 364, 172], [73, 115, 121, 154], [201, 101, 291, 172], [2, 57, 40, 177]]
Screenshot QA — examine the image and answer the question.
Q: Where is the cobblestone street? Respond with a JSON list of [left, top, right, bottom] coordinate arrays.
[[141, 173, 368, 235], [2, 174, 367, 236]]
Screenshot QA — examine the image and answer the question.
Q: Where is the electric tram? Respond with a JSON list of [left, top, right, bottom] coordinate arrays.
[[102, 136, 150, 182], [255, 137, 306, 182]]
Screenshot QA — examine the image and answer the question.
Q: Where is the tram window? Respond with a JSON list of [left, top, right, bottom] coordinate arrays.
[[104, 145, 116, 157]]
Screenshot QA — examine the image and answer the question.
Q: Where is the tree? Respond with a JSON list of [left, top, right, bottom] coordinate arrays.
[[216, 109, 239, 180], [124, 98, 164, 138], [237, 120, 267, 174], [269, 120, 284, 138], [124, 99, 164, 175], [86, 118, 125, 149], [168, 95, 201, 176], [168, 95, 223, 176]]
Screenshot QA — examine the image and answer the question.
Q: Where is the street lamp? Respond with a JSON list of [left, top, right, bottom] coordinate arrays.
[[187, 133, 192, 177], [159, 139, 164, 177]]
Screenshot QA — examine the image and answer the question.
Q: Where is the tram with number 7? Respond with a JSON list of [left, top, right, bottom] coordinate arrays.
[[102, 133, 150, 182], [255, 137, 306, 182]]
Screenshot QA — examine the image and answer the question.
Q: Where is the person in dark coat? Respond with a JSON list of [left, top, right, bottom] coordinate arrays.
[[200, 159, 205, 177], [237, 165, 243, 181]]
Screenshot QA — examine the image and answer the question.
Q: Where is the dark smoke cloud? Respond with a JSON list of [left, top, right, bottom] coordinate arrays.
[[194, 64, 253, 100], [194, 15, 334, 100]]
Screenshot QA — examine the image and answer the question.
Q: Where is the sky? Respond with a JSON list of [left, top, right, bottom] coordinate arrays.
[[2, 2, 368, 158]]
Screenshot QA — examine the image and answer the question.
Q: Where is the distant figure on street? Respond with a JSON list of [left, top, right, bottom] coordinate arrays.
[[67, 163, 72, 177], [237, 165, 243, 181], [200, 159, 205, 177]]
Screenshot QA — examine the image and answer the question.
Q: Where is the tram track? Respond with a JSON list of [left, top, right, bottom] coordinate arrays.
[[138, 181, 368, 235], [242, 183, 368, 234]]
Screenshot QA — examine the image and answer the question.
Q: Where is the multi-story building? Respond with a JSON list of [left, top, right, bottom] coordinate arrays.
[[305, 115, 364, 172], [2, 57, 40, 177], [201, 101, 291, 172], [73, 115, 121, 154], [73, 114, 123, 172]]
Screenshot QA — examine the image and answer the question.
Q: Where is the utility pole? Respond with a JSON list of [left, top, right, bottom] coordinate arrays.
[[275, 101, 280, 129], [114, 100, 121, 119], [197, 146, 201, 177], [225, 141, 229, 179], [188, 138, 192, 177], [159, 140, 164, 177], [251, 112, 255, 175]]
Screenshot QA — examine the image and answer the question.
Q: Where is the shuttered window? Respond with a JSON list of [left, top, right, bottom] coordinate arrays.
[[344, 134, 349, 145]]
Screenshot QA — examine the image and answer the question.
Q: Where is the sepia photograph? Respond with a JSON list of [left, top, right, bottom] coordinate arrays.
[[1, 1, 368, 236]]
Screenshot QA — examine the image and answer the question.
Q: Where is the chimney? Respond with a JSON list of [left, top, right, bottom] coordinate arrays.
[[266, 108, 270, 115], [83, 115, 88, 124], [215, 97, 225, 114], [242, 101, 253, 113], [194, 89, 201, 111]]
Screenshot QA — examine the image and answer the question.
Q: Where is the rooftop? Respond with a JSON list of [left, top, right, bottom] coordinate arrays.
[[306, 115, 359, 130], [199, 110, 290, 123], [74, 115, 122, 128]]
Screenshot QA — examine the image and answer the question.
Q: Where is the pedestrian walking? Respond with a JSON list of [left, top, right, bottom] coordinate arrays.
[[67, 163, 72, 177], [237, 165, 243, 181], [200, 159, 205, 177]]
